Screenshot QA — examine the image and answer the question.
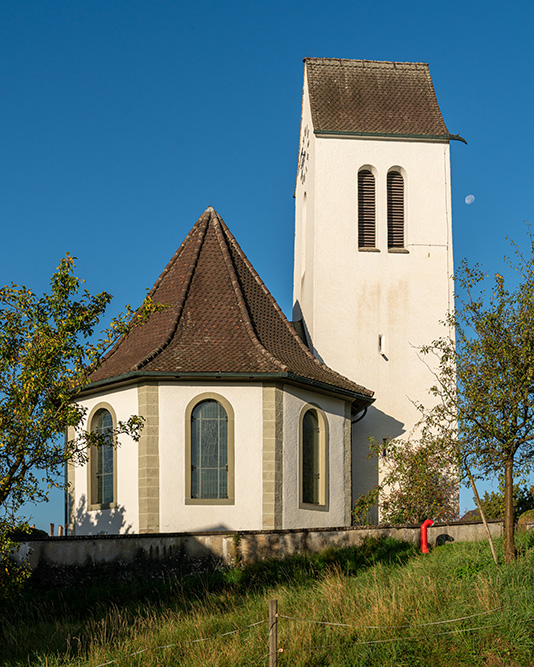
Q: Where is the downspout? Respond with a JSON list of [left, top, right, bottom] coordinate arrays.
[[351, 406, 368, 424]]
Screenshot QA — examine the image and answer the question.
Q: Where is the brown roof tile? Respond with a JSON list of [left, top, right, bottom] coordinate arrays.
[[305, 58, 449, 137], [90, 208, 373, 401]]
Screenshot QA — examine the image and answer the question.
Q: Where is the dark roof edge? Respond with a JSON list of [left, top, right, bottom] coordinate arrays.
[[135, 212, 210, 370], [79, 370, 374, 404], [303, 57, 430, 67], [212, 213, 287, 372], [92, 212, 209, 375], [215, 212, 372, 396], [314, 130, 461, 142]]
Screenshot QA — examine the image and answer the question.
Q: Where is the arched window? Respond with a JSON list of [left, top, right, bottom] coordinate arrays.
[[358, 169, 376, 248], [300, 407, 328, 508], [190, 399, 229, 500], [387, 171, 405, 249], [90, 407, 115, 507]]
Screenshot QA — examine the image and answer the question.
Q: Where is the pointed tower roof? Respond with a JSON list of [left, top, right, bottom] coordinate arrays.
[[305, 58, 450, 139], [89, 208, 373, 404]]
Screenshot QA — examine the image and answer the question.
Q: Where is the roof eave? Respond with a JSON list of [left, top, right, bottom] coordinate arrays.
[[80, 370, 374, 404], [314, 129, 453, 142]]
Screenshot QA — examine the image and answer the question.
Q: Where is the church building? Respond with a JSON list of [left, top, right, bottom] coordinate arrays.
[[68, 58, 456, 535]]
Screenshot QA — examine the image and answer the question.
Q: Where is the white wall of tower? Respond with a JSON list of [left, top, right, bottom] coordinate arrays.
[[294, 87, 454, 503], [293, 69, 317, 346]]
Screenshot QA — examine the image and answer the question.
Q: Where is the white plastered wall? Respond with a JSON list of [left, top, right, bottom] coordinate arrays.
[[282, 385, 348, 529], [158, 382, 263, 532], [294, 81, 454, 505], [293, 68, 317, 346], [72, 385, 140, 535]]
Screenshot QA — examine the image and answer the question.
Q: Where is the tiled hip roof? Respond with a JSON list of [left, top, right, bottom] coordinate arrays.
[[305, 58, 449, 138]]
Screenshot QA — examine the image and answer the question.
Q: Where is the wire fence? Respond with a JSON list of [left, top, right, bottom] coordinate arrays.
[[277, 605, 501, 630], [93, 620, 266, 667], [88, 601, 501, 666]]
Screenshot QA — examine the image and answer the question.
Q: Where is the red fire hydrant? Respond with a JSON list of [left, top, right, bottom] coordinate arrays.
[[420, 519, 434, 553]]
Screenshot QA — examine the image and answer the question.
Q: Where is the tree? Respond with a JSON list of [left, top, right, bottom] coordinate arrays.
[[352, 435, 458, 526], [470, 485, 534, 522], [421, 236, 534, 563], [0, 255, 159, 544]]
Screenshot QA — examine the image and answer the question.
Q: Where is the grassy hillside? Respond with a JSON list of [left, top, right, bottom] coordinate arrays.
[[2, 533, 534, 666]]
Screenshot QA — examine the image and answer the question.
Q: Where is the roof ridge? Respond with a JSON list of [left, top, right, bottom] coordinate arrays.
[[211, 211, 288, 372], [94, 210, 210, 373], [304, 57, 429, 67], [146, 211, 209, 298], [134, 210, 210, 370]]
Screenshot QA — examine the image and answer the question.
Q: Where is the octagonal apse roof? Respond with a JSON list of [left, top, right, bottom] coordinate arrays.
[[89, 207, 373, 403]]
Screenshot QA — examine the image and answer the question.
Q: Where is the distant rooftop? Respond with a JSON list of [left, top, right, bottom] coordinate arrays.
[[305, 57, 450, 138], [89, 207, 373, 403]]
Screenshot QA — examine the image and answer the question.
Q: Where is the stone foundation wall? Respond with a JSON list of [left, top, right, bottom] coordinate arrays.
[[13, 520, 503, 572]]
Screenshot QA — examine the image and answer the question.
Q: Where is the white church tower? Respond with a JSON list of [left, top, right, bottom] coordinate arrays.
[[293, 58, 459, 509]]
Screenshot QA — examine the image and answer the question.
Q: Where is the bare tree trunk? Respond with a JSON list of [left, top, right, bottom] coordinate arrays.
[[466, 467, 499, 565], [504, 457, 516, 563]]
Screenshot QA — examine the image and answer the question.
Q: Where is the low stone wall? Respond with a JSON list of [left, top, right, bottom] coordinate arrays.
[[13, 520, 502, 572]]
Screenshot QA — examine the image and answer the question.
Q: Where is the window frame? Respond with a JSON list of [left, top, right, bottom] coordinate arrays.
[[185, 393, 235, 506], [299, 404, 329, 511], [86, 402, 118, 511]]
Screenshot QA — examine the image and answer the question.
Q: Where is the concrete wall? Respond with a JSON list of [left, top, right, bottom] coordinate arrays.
[[14, 521, 502, 571]]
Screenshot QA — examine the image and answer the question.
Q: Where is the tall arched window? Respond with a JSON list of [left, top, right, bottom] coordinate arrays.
[[302, 410, 320, 504], [300, 406, 328, 508], [90, 408, 115, 507], [358, 169, 376, 248], [387, 171, 405, 249], [190, 399, 229, 500]]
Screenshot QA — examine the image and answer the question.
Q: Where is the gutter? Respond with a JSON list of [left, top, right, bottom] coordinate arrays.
[[314, 130, 467, 144], [79, 370, 374, 406]]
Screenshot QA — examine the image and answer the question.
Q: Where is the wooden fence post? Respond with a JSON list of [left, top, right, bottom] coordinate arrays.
[[269, 599, 278, 667]]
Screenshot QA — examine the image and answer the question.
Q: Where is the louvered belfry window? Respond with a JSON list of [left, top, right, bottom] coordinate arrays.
[[387, 171, 405, 249], [358, 169, 376, 248]]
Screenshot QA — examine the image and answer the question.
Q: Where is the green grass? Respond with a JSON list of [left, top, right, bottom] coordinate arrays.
[[2, 534, 534, 666]]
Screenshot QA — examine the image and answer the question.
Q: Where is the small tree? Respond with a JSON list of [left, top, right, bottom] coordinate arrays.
[[472, 485, 534, 522], [376, 436, 458, 525], [0, 254, 160, 583], [421, 235, 534, 563], [353, 435, 458, 526]]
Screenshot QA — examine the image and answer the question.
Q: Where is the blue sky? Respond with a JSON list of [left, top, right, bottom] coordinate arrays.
[[3, 1, 533, 528]]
